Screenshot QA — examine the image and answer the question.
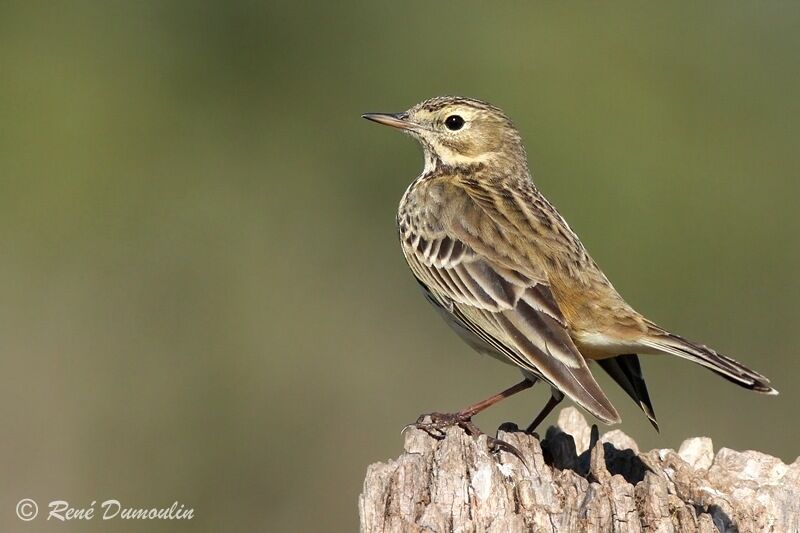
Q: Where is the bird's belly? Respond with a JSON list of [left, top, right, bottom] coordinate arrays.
[[425, 294, 517, 367], [572, 331, 644, 360]]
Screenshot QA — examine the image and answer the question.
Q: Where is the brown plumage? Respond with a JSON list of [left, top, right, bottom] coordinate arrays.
[[363, 96, 776, 433]]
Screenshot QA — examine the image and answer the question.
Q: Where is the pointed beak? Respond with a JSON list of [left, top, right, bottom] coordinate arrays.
[[361, 112, 416, 131]]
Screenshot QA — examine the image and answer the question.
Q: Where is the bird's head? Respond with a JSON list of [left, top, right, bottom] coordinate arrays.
[[363, 96, 528, 174]]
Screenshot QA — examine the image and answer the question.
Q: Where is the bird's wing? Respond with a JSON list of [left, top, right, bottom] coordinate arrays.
[[400, 183, 620, 424]]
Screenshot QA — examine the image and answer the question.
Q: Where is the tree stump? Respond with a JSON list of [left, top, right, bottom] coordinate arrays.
[[359, 408, 799, 532]]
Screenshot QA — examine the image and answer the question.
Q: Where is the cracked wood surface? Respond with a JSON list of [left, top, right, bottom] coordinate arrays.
[[359, 408, 799, 532]]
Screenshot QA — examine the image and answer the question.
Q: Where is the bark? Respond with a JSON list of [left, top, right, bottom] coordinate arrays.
[[359, 408, 799, 532]]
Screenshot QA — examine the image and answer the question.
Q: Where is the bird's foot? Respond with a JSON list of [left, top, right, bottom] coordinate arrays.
[[407, 412, 527, 465], [411, 411, 477, 438]]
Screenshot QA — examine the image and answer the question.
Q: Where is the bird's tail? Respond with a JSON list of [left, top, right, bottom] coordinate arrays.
[[640, 333, 777, 395], [597, 354, 659, 431]]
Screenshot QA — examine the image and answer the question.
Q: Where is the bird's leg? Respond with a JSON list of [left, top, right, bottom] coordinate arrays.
[[525, 389, 565, 434], [410, 378, 537, 465], [412, 378, 534, 439], [458, 378, 536, 418]]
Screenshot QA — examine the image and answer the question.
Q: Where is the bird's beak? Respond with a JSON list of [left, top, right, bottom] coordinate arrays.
[[361, 112, 416, 131]]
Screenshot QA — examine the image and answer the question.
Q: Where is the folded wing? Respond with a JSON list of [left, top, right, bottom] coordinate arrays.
[[400, 189, 620, 424]]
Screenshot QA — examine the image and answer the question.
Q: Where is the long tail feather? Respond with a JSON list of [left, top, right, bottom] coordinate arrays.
[[641, 333, 777, 395]]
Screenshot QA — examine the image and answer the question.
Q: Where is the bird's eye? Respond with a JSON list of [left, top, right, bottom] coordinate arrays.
[[444, 115, 465, 131]]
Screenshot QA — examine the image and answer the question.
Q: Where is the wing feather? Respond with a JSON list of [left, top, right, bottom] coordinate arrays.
[[400, 186, 620, 424]]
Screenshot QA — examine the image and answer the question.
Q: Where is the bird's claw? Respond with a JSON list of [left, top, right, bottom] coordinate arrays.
[[408, 412, 529, 467], [411, 411, 477, 439], [486, 435, 527, 465]]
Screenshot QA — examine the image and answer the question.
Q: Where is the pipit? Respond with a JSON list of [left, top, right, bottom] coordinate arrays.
[[363, 96, 776, 443]]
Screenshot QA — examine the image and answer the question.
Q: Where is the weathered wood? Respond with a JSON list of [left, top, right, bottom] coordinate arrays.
[[359, 408, 800, 532]]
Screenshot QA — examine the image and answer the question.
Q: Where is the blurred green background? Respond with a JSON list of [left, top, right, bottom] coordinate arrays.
[[1, 1, 799, 532]]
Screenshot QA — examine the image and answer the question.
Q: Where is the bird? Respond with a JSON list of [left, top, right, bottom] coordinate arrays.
[[362, 96, 776, 442]]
